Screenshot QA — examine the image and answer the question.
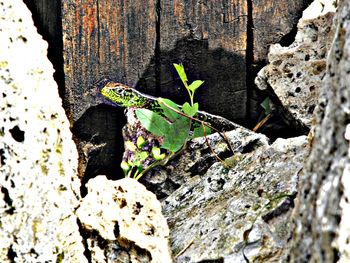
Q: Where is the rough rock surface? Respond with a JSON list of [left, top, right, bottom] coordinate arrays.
[[77, 176, 172, 263], [122, 108, 269, 199], [339, 142, 350, 262], [255, 0, 337, 127], [0, 0, 84, 262], [287, 0, 350, 261], [162, 136, 310, 262]]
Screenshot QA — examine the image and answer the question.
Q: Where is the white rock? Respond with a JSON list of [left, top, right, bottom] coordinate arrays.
[[302, 0, 337, 20], [0, 0, 84, 262], [255, 0, 337, 127], [77, 176, 172, 263], [338, 163, 350, 262]]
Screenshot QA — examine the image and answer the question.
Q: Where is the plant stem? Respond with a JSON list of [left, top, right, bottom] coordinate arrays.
[[183, 81, 194, 106], [159, 101, 235, 154], [134, 158, 166, 180], [134, 146, 188, 180]]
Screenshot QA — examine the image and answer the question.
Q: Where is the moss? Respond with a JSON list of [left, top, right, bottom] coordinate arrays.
[[224, 153, 245, 168], [252, 204, 261, 211], [58, 161, 64, 176], [56, 252, 64, 263], [41, 164, 48, 175]]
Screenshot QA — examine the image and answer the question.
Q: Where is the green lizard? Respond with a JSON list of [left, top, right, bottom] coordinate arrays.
[[97, 78, 241, 132], [94, 78, 247, 177]]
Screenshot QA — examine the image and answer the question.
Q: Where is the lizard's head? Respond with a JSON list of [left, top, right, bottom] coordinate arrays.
[[100, 81, 146, 108]]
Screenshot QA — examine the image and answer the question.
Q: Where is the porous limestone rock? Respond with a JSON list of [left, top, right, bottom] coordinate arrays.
[[77, 176, 172, 263], [255, 0, 337, 127], [162, 136, 310, 262], [0, 0, 84, 262], [287, 0, 350, 261]]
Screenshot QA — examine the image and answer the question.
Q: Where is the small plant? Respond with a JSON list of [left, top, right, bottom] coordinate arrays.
[[253, 97, 272, 132], [120, 135, 166, 179], [122, 63, 211, 179], [136, 64, 209, 152]]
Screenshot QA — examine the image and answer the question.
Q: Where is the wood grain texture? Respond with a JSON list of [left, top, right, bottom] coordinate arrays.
[[60, 0, 310, 177], [252, 0, 312, 62], [62, 1, 157, 179], [144, 0, 248, 123], [61, 0, 311, 123], [62, 0, 157, 121]]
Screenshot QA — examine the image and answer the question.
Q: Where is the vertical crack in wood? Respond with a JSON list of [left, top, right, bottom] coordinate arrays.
[[96, 0, 101, 65], [246, 0, 254, 123], [155, 0, 161, 96]]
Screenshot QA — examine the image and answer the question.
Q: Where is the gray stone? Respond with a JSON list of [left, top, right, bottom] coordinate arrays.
[[287, 0, 350, 261], [0, 0, 85, 262], [162, 136, 310, 262], [255, 0, 337, 128], [77, 176, 172, 263], [119, 80, 311, 262], [122, 108, 269, 199]]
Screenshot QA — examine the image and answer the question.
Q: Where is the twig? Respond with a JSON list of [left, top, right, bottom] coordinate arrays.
[[174, 239, 194, 258], [252, 114, 271, 132], [202, 123, 228, 167]]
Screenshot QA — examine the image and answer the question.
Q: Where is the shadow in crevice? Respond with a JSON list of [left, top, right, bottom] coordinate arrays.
[[72, 104, 126, 196], [279, 24, 299, 47], [256, 83, 310, 141], [136, 38, 248, 125]]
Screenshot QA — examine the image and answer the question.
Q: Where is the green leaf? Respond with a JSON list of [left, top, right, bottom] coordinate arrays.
[[188, 80, 204, 93], [260, 97, 271, 115], [120, 161, 131, 173], [192, 125, 211, 138], [173, 63, 188, 85], [182, 102, 198, 117], [136, 136, 146, 149], [161, 117, 191, 152], [138, 151, 149, 161], [134, 160, 141, 167], [158, 98, 181, 122], [136, 108, 170, 136], [125, 141, 136, 151], [152, 147, 166, 161]]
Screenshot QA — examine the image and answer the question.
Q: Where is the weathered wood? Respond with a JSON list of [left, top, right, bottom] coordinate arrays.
[[62, 0, 157, 121], [60, 0, 312, 123], [62, 1, 157, 179], [252, 0, 312, 62], [60, 0, 310, 177], [150, 0, 248, 123]]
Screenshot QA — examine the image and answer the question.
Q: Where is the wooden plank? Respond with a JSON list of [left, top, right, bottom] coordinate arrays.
[[60, 0, 309, 177], [62, 1, 157, 179], [143, 0, 249, 123], [247, 0, 311, 125], [61, 0, 310, 125], [252, 0, 312, 62], [62, 0, 157, 121]]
